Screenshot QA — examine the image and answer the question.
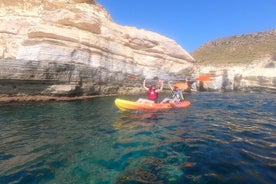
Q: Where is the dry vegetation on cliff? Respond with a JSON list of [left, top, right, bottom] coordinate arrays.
[[191, 30, 276, 64]]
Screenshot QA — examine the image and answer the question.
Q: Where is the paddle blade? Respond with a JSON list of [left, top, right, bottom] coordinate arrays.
[[173, 82, 188, 90], [196, 75, 211, 81]]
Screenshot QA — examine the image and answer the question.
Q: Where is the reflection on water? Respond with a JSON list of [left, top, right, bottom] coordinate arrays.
[[0, 93, 276, 184]]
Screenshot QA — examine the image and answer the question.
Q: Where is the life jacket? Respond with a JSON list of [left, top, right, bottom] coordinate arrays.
[[148, 88, 158, 101], [172, 89, 184, 101]]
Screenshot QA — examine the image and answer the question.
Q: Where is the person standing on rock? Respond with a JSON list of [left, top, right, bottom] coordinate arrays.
[[137, 78, 164, 103]]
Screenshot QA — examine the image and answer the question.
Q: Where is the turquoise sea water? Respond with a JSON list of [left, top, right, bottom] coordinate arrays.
[[0, 92, 275, 184]]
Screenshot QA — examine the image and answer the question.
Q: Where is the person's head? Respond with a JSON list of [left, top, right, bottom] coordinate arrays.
[[153, 76, 159, 80], [150, 85, 156, 90]]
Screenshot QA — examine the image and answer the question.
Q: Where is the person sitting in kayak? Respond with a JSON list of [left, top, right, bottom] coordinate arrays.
[[160, 81, 184, 104], [137, 79, 164, 103]]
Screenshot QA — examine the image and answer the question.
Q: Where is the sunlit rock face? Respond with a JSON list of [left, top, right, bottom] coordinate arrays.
[[193, 56, 276, 93], [0, 0, 194, 96]]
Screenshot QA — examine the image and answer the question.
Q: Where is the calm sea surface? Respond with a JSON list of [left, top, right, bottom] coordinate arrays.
[[0, 92, 275, 184]]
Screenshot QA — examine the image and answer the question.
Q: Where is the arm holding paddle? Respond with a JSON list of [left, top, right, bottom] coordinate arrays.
[[168, 81, 174, 91], [160, 81, 186, 104], [142, 79, 149, 91], [155, 79, 164, 93]]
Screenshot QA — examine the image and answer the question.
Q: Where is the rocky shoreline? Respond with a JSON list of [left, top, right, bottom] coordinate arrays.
[[0, 1, 193, 98], [0, 1, 275, 98], [0, 94, 117, 103], [193, 58, 276, 93]]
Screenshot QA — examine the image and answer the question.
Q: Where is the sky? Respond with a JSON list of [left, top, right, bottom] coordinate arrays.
[[96, 0, 275, 52]]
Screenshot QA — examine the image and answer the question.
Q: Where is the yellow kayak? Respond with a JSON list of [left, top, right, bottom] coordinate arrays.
[[114, 98, 191, 111]]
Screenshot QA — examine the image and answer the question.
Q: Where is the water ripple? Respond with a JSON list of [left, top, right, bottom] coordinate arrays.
[[0, 93, 276, 183]]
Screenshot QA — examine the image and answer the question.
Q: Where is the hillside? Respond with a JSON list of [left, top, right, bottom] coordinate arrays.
[[191, 30, 276, 64]]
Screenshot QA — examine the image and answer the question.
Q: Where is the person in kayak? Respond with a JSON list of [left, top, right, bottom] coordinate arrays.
[[137, 79, 164, 103], [160, 81, 185, 104]]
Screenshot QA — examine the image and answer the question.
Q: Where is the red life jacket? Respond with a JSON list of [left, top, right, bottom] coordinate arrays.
[[148, 88, 158, 101]]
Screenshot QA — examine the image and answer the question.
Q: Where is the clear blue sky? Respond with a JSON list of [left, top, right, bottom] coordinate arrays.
[[96, 0, 275, 52]]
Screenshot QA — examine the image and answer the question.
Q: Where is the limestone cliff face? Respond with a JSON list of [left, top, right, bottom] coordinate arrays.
[[0, 0, 194, 96], [193, 56, 276, 93]]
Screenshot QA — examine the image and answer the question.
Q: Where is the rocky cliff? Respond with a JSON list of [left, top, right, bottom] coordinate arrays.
[[0, 0, 194, 97], [192, 57, 276, 93], [192, 30, 276, 93]]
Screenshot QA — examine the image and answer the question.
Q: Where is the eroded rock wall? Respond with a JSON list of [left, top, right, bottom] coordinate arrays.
[[193, 57, 276, 93], [0, 0, 194, 96]]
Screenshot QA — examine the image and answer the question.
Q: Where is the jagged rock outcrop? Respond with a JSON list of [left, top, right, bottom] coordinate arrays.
[[0, 0, 194, 97], [193, 56, 276, 93]]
